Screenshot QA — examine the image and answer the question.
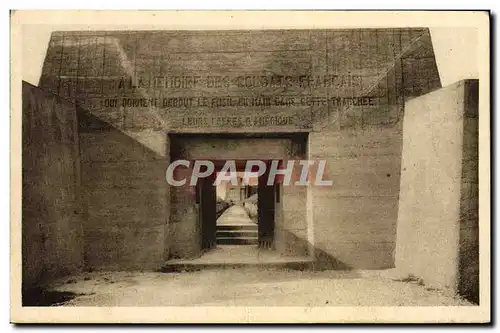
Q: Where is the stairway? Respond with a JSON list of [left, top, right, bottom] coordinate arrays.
[[216, 224, 258, 245]]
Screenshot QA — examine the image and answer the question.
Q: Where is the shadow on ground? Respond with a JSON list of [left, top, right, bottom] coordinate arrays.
[[22, 287, 88, 306]]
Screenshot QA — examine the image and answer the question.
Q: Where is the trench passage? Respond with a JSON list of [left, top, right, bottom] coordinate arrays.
[[213, 205, 259, 260], [215, 171, 258, 249], [197, 168, 278, 263], [217, 206, 254, 226]]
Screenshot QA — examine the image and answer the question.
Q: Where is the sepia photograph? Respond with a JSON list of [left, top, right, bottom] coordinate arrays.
[[10, 10, 490, 323]]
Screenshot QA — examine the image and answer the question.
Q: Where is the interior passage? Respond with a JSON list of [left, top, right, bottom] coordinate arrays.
[[217, 205, 254, 226]]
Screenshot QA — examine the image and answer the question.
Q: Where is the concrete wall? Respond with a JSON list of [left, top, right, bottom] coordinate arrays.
[[77, 110, 169, 270], [309, 127, 404, 269], [278, 137, 309, 257], [38, 29, 440, 136], [22, 82, 84, 291], [37, 28, 442, 269], [395, 80, 479, 303], [307, 29, 441, 269], [458, 82, 479, 303]]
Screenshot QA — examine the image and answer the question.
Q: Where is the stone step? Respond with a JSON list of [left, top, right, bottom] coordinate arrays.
[[216, 237, 258, 245], [217, 224, 257, 231], [160, 260, 314, 272], [216, 230, 258, 238]]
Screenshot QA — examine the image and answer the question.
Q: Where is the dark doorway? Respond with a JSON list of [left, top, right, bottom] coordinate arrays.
[[257, 167, 276, 249], [198, 160, 280, 252], [198, 173, 217, 251], [168, 134, 307, 260], [214, 167, 259, 247]]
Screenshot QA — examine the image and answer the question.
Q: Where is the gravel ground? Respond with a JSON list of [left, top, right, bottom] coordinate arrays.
[[41, 268, 473, 307]]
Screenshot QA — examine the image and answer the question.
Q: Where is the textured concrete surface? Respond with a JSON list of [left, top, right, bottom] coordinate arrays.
[[395, 80, 479, 304], [78, 110, 169, 271], [309, 127, 403, 269], [458, 81, 479, 304], [22, 82, 84, 291], [39, 29, 441, 134], [44, 269, 473, 306]]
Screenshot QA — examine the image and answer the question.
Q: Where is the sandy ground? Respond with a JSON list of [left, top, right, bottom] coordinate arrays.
[[44, 268, 473, 307], [166, 245, 310, 265]]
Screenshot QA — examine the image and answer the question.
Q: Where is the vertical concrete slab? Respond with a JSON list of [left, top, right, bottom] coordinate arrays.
[[458, 80, 479, 304], [78, 111, 169, 271], [22, 82, 84, 291], [309, 127, 404, 269], [277, 137, 309, 257], [395, 80, 479, 303], [168, 165, 202, 259]]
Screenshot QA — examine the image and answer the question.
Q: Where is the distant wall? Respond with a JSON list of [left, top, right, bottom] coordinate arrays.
[[309, 126, 404, 269], [77, 111, 169, 270], [22, 82, 84, 291], [395, 80, 479, 303]]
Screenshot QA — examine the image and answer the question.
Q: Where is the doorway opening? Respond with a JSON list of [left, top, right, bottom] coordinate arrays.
[[168, 133, 309, 262], [197, 160, 282, 257], [215, 171, 258, 247]]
